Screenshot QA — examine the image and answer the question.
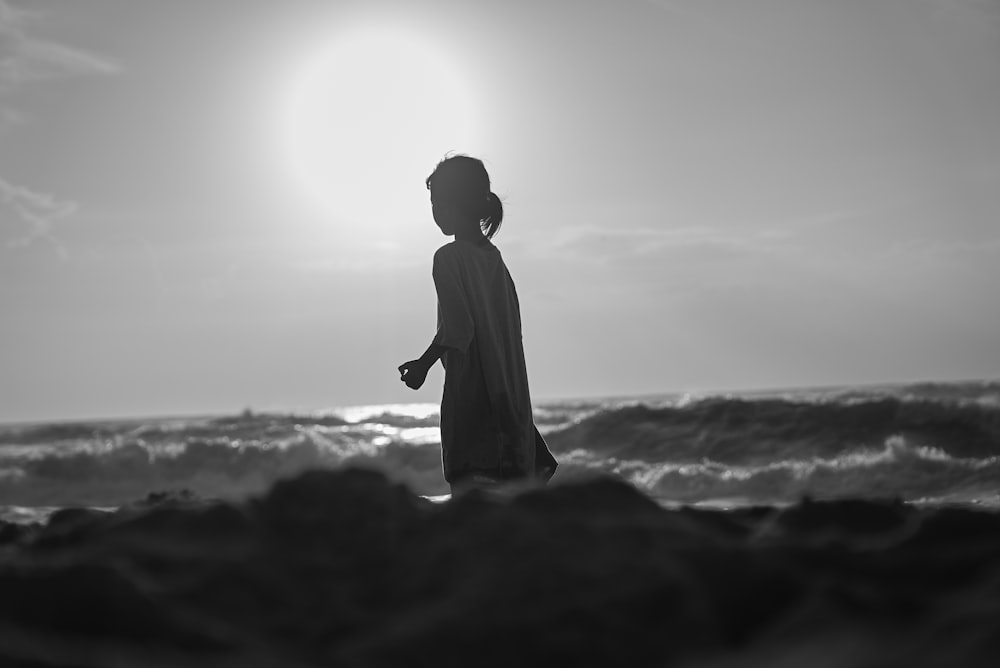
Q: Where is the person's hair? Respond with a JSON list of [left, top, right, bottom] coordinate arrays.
[[425, 154, 504, 239]]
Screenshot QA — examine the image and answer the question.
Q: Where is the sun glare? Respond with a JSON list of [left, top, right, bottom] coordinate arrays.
[[278, 25, 479, 242]]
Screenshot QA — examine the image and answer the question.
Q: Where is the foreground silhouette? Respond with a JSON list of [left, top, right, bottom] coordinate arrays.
[[399, 155, 557, 493], [2, 468, 1000, 667]]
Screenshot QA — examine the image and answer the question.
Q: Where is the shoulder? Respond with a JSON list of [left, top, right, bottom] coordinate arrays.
[[433, 242, 463, 277], [435, 241, 479, 268], [433, 241, 461, 263]]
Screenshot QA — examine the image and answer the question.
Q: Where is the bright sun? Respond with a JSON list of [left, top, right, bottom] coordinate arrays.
[[278, 25, 480, 240]]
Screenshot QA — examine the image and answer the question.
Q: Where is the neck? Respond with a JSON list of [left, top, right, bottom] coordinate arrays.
[[453, 221, 487, 244]]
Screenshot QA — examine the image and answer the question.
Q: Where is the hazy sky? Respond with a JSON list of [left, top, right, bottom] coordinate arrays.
[[2, 0, 999, 422]]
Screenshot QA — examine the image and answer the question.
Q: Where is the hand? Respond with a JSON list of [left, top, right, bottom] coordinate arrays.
[[398, 359, 429, 390]]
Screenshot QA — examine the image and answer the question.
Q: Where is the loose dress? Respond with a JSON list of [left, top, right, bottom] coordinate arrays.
[[432, 239, 557, 484]]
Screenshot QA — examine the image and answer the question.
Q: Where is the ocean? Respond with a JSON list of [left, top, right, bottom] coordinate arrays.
[[2, 379, 999, 522]]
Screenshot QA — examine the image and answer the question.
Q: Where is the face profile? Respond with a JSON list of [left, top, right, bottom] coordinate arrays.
[[430, 195, 458, 236]]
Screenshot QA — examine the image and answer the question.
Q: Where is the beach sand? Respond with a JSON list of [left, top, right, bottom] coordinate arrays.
[[2, 468, 999, 667]]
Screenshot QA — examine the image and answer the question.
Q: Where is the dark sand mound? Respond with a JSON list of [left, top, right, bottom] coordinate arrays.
[[2, 469, 1000, 667]]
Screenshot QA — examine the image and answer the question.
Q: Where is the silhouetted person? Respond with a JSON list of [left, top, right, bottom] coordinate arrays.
[[398, 155, 557, 495]]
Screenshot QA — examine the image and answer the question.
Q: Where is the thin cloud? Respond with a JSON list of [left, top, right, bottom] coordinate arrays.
[[535, 223, 782, 263], [883, 236, 1000, 261], [532, 207, 874, 264], [1, 37, 120, 84], [0, 0, 118, 254], [0, 0, 119, 91], [0, 176, 78, 257]]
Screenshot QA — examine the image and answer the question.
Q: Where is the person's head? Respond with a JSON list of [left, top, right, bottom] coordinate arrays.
[[425, 154, 503, 239]]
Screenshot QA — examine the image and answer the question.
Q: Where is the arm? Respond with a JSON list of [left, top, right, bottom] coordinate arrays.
[[398, 340, 448, 390], [399, 248, 471, 390]]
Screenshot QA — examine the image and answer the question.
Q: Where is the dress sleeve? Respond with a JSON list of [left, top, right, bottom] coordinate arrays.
[[432, 248, 474, 352]]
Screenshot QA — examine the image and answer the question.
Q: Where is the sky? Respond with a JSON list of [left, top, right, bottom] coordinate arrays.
[[1, 0, 999, 422]]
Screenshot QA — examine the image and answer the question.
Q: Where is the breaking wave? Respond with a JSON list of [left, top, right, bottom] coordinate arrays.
[[1, 381, 998, 508]]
